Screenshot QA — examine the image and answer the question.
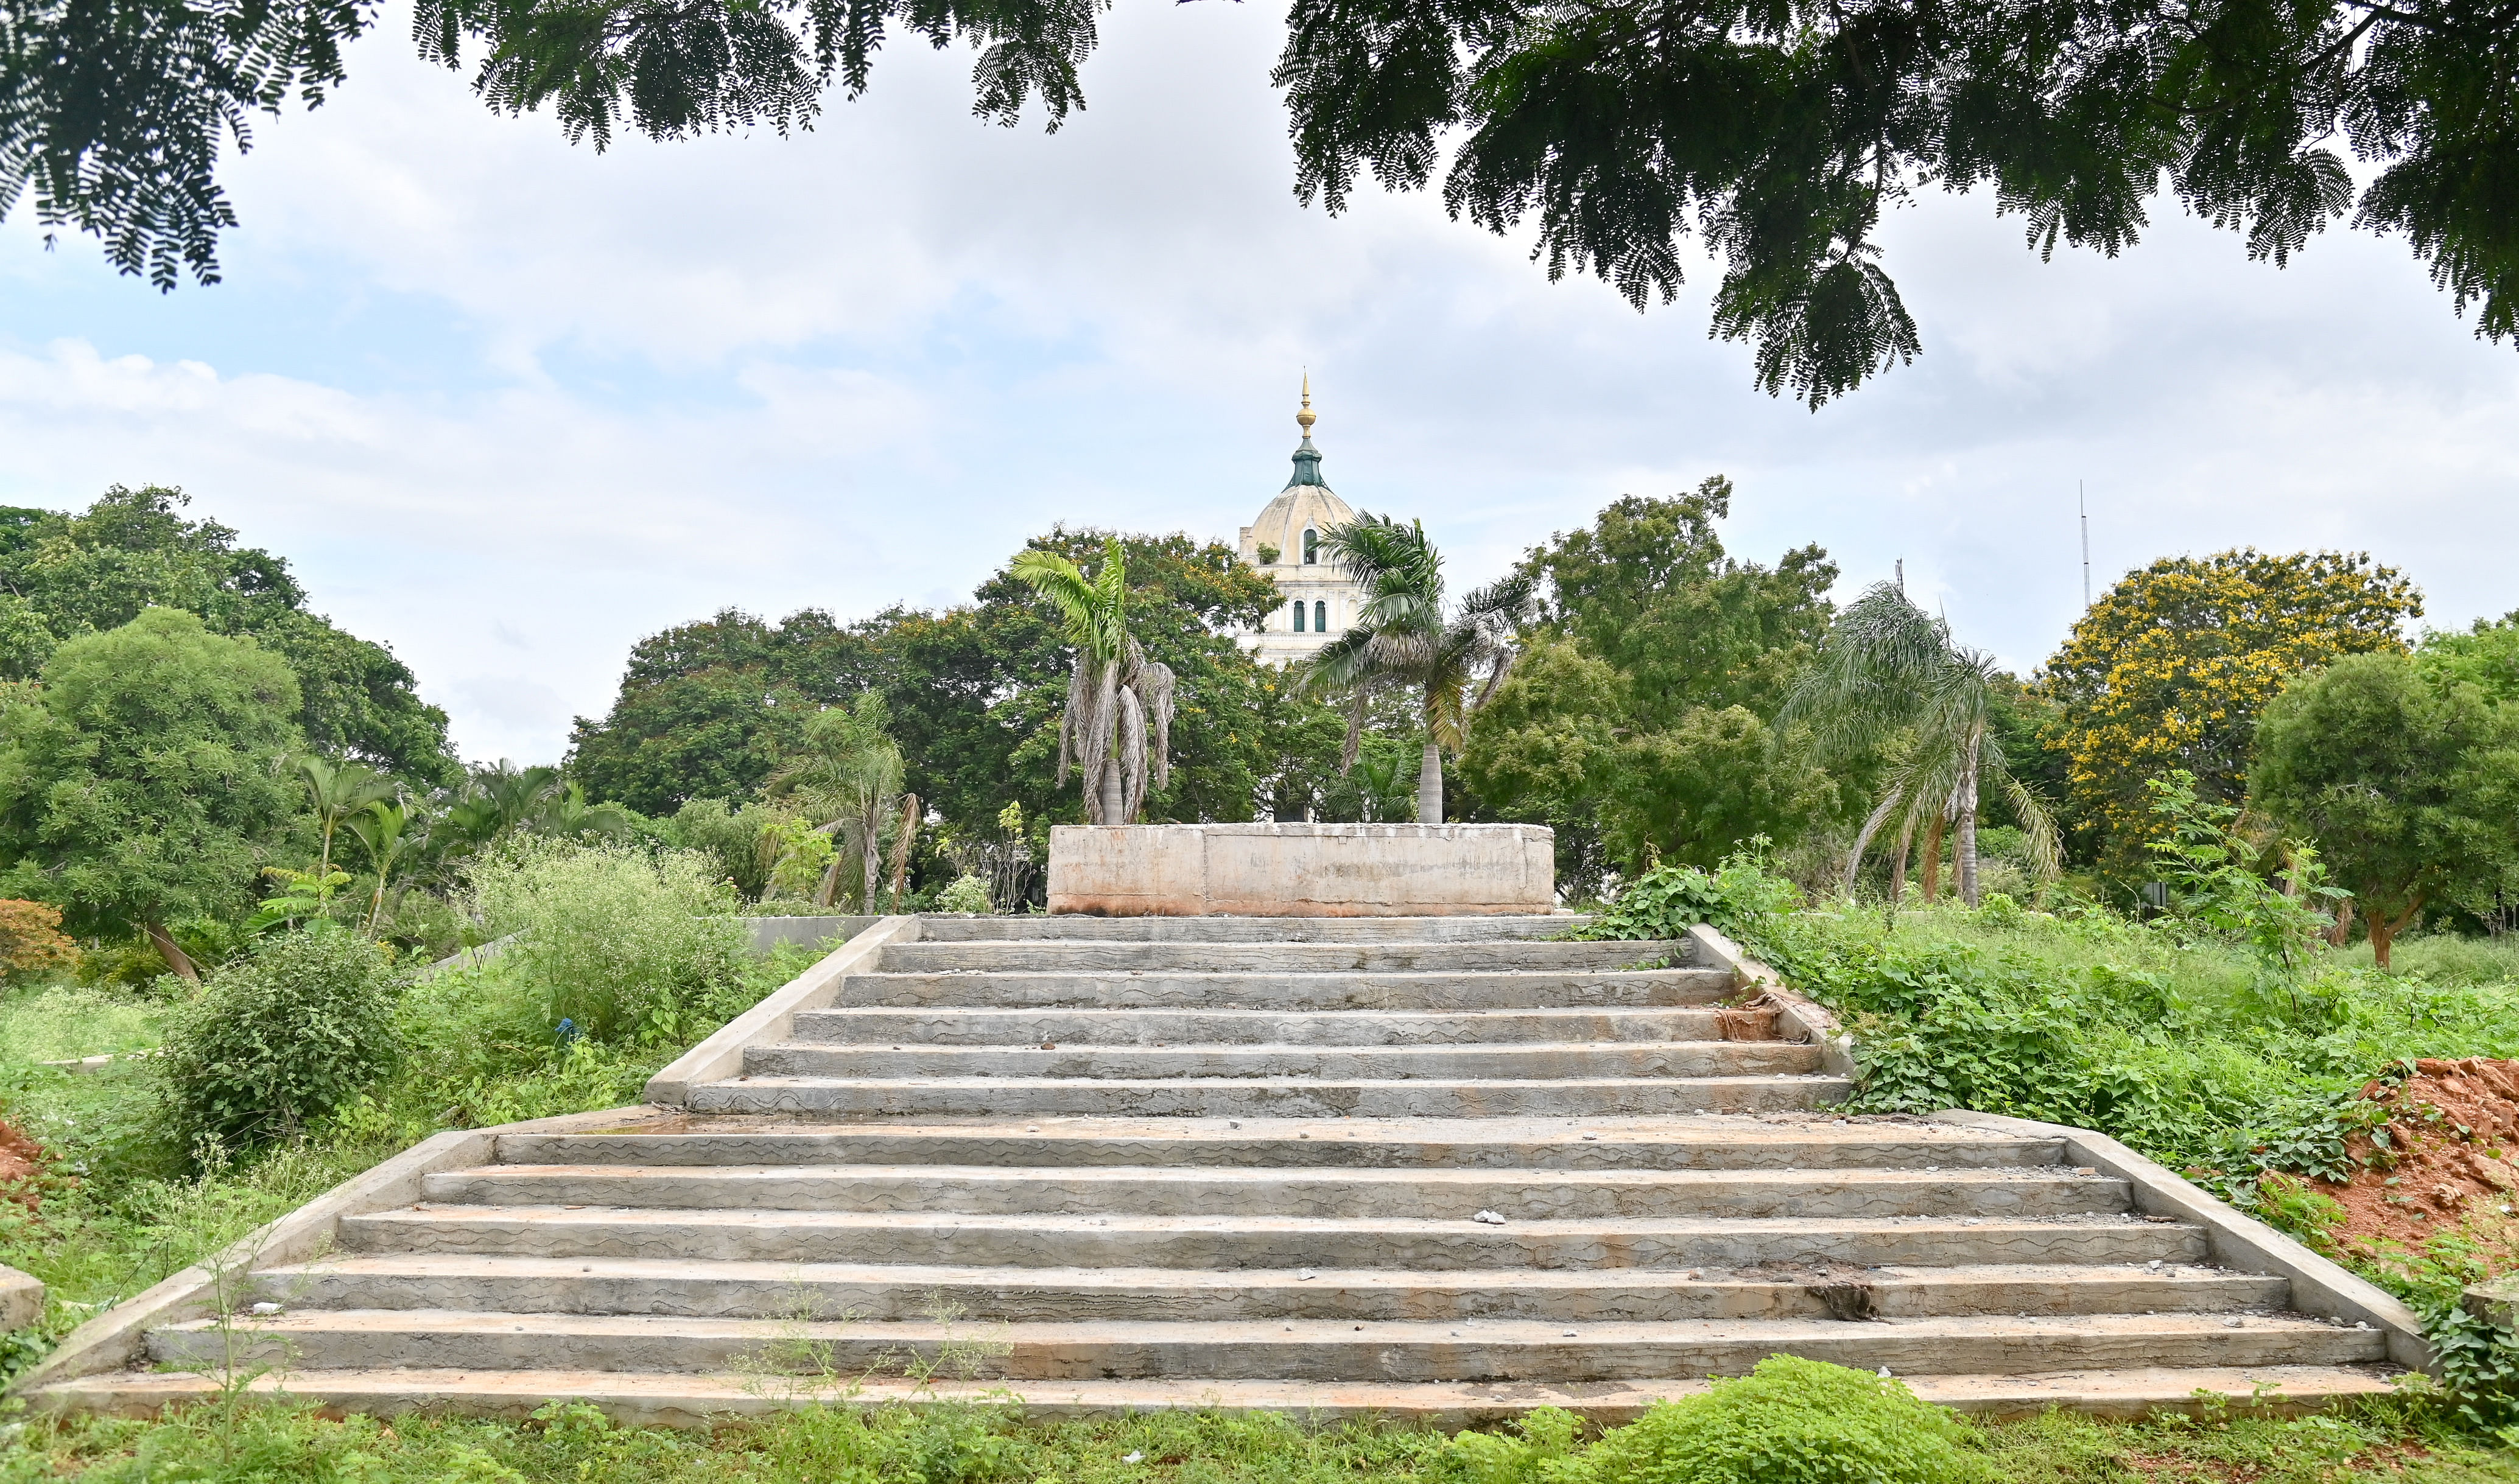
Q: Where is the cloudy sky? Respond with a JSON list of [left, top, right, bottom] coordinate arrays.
[[5, 2, 2515, 765]]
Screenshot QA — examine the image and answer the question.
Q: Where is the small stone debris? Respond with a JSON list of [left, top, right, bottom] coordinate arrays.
[[1561, 1329, 1578, 1337], [2146, 1259, 2162, 1269], [1471, 1209, 1508, 1225], [248, 1302, 283, 1316], [1027, 1127, 1041, 1133], [2224, 1317, 2246, 1329], [1228, 1121, 1242, 1129], [1041, 1041, 1058, 1051], [1298, 1270, 1316, 1281], [1581, 1134, 1600, 1141]]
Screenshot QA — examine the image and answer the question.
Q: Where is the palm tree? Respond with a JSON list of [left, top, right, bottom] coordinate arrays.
[[1011, 539, 1177, 825], [1777, 581, 2059, 906], [768, 691, 905, 908], [1305, 515, 1536, 824], [298, 756, 395, 907], [343, 797, 424, 936]]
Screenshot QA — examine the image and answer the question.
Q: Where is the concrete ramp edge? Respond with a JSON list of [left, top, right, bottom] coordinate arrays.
[[9, 1103, 678, 1395], [1687, 922, 2428, 1374], [644, 915, 921, 1104]]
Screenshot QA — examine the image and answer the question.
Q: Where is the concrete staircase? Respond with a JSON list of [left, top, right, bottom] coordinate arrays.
[[40, 914, 2397, 1424]]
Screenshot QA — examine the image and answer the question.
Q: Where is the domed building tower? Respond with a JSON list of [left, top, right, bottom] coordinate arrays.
[[1238, 379, 1369, 667]]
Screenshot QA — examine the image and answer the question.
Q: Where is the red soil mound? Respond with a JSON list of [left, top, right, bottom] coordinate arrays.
[[2307, 1057, 2519, 1272], [0, 1118, 40, 1212]]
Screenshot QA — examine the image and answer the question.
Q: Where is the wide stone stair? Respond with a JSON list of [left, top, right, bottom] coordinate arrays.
[[47, 915, 2397, 1423]]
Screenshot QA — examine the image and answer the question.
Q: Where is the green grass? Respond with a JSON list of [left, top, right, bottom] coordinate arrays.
[[0, 1391, 2510, 1483], [0, 982, 164, 1064], [2338, 933, 2519, 987], [0, 939, 836, 1376]]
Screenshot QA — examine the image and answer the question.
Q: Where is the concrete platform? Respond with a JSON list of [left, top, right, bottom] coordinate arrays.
[[1047, 825, 1555, 917]]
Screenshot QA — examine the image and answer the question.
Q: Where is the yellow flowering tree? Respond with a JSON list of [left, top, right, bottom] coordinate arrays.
[[2043, 550, 2420, 876]]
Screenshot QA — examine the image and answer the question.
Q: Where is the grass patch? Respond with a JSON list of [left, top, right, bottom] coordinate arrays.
[[0, 984, 163, 1064], [0, 1390, 2512, 1483], [0, 934, 834, 1379]]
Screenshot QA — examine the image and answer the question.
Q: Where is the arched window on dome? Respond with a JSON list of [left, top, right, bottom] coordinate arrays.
[[1302, 527, 1318, 564], [1313, 600, 1327, 632], [1291, 600, 1305, 633]]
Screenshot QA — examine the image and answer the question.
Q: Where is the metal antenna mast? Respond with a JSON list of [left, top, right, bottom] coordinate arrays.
[[2078, 481, 2092, 609]]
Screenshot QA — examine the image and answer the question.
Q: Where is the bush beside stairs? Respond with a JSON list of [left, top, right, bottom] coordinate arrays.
[[25, 915, 2409, 1425]]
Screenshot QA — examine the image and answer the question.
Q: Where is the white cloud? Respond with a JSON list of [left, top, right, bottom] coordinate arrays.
[[4, 0, 2517, 762]]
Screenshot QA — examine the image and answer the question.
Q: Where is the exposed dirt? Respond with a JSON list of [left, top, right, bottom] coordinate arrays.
[[0, 1118, 43, 1212], [2307, 1057, 2519, 1272]]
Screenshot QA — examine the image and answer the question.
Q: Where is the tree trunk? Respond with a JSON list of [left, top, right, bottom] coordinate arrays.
[[862, 800, 884, 912], [887, 795, 921, 911], [1098, 758, 1124, 825], [1918, 816, 1944, 905], [1955, 750, 1981, 908], [146, 920, 200, 983], [813, 854, 842, 909], [2369, 895, 2423, 970], [2327, 897, 2356, 948], [1888, 832, 1909, 906], [1416, 741, 1443, 824]]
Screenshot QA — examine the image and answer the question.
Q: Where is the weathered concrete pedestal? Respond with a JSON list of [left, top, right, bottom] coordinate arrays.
[[1047, 823, 1555, 917]]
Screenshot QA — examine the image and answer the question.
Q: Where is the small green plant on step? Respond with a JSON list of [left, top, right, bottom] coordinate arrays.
[[935, 875, 993, 914], [1569, 1356, 1990, 1484]]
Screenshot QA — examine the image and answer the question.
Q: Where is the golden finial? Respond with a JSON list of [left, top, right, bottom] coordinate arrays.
[[1296, 373, 1316, 437]]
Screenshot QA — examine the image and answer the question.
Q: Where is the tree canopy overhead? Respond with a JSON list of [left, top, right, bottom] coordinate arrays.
[[13, 0, 2518, 402]]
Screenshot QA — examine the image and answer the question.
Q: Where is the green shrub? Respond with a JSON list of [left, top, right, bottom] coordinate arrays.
[[154, 926, 404, 1155], [1570, 1356, 1989, 1484], [466, 839, 750, 1044], [1575, 853, 1799, 944], [934, 875, 993, 914]]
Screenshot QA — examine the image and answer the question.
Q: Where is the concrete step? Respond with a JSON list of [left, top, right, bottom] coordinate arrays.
[[255, 1254, 2291, 1322], [878, 942, 1676, 973], [418, 1163, 2129, 1220], [683, 1074, 1849, 1118], [149, 1310, 2388, 1381], [909, 917, 1586, 944], [829, 968, 1735, 1011], [787, 1007, 1744, 1046], [738, 1041, 1823, 1082], [494, 1116, 2063, 1171], [31, 1364, 2405, 1427], [340, 1206, 2206, 1269]]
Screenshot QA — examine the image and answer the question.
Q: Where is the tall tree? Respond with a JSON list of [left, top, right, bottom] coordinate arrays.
[[767, 690, 905, 908], [567, 607, 861, 813], [1011, 538, 1178, 825], [25, 0, 2519, 404], [2044, 549, 2420, 875], [0, 487, 456, 782], [1460, 483, 1845, 886], [0, 608, 306, 978], [297, 755, 395, 911], [2250, 652, 2519, 968], [1780, 582, 2059, 906], [1307, 514, 1534, 824]]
